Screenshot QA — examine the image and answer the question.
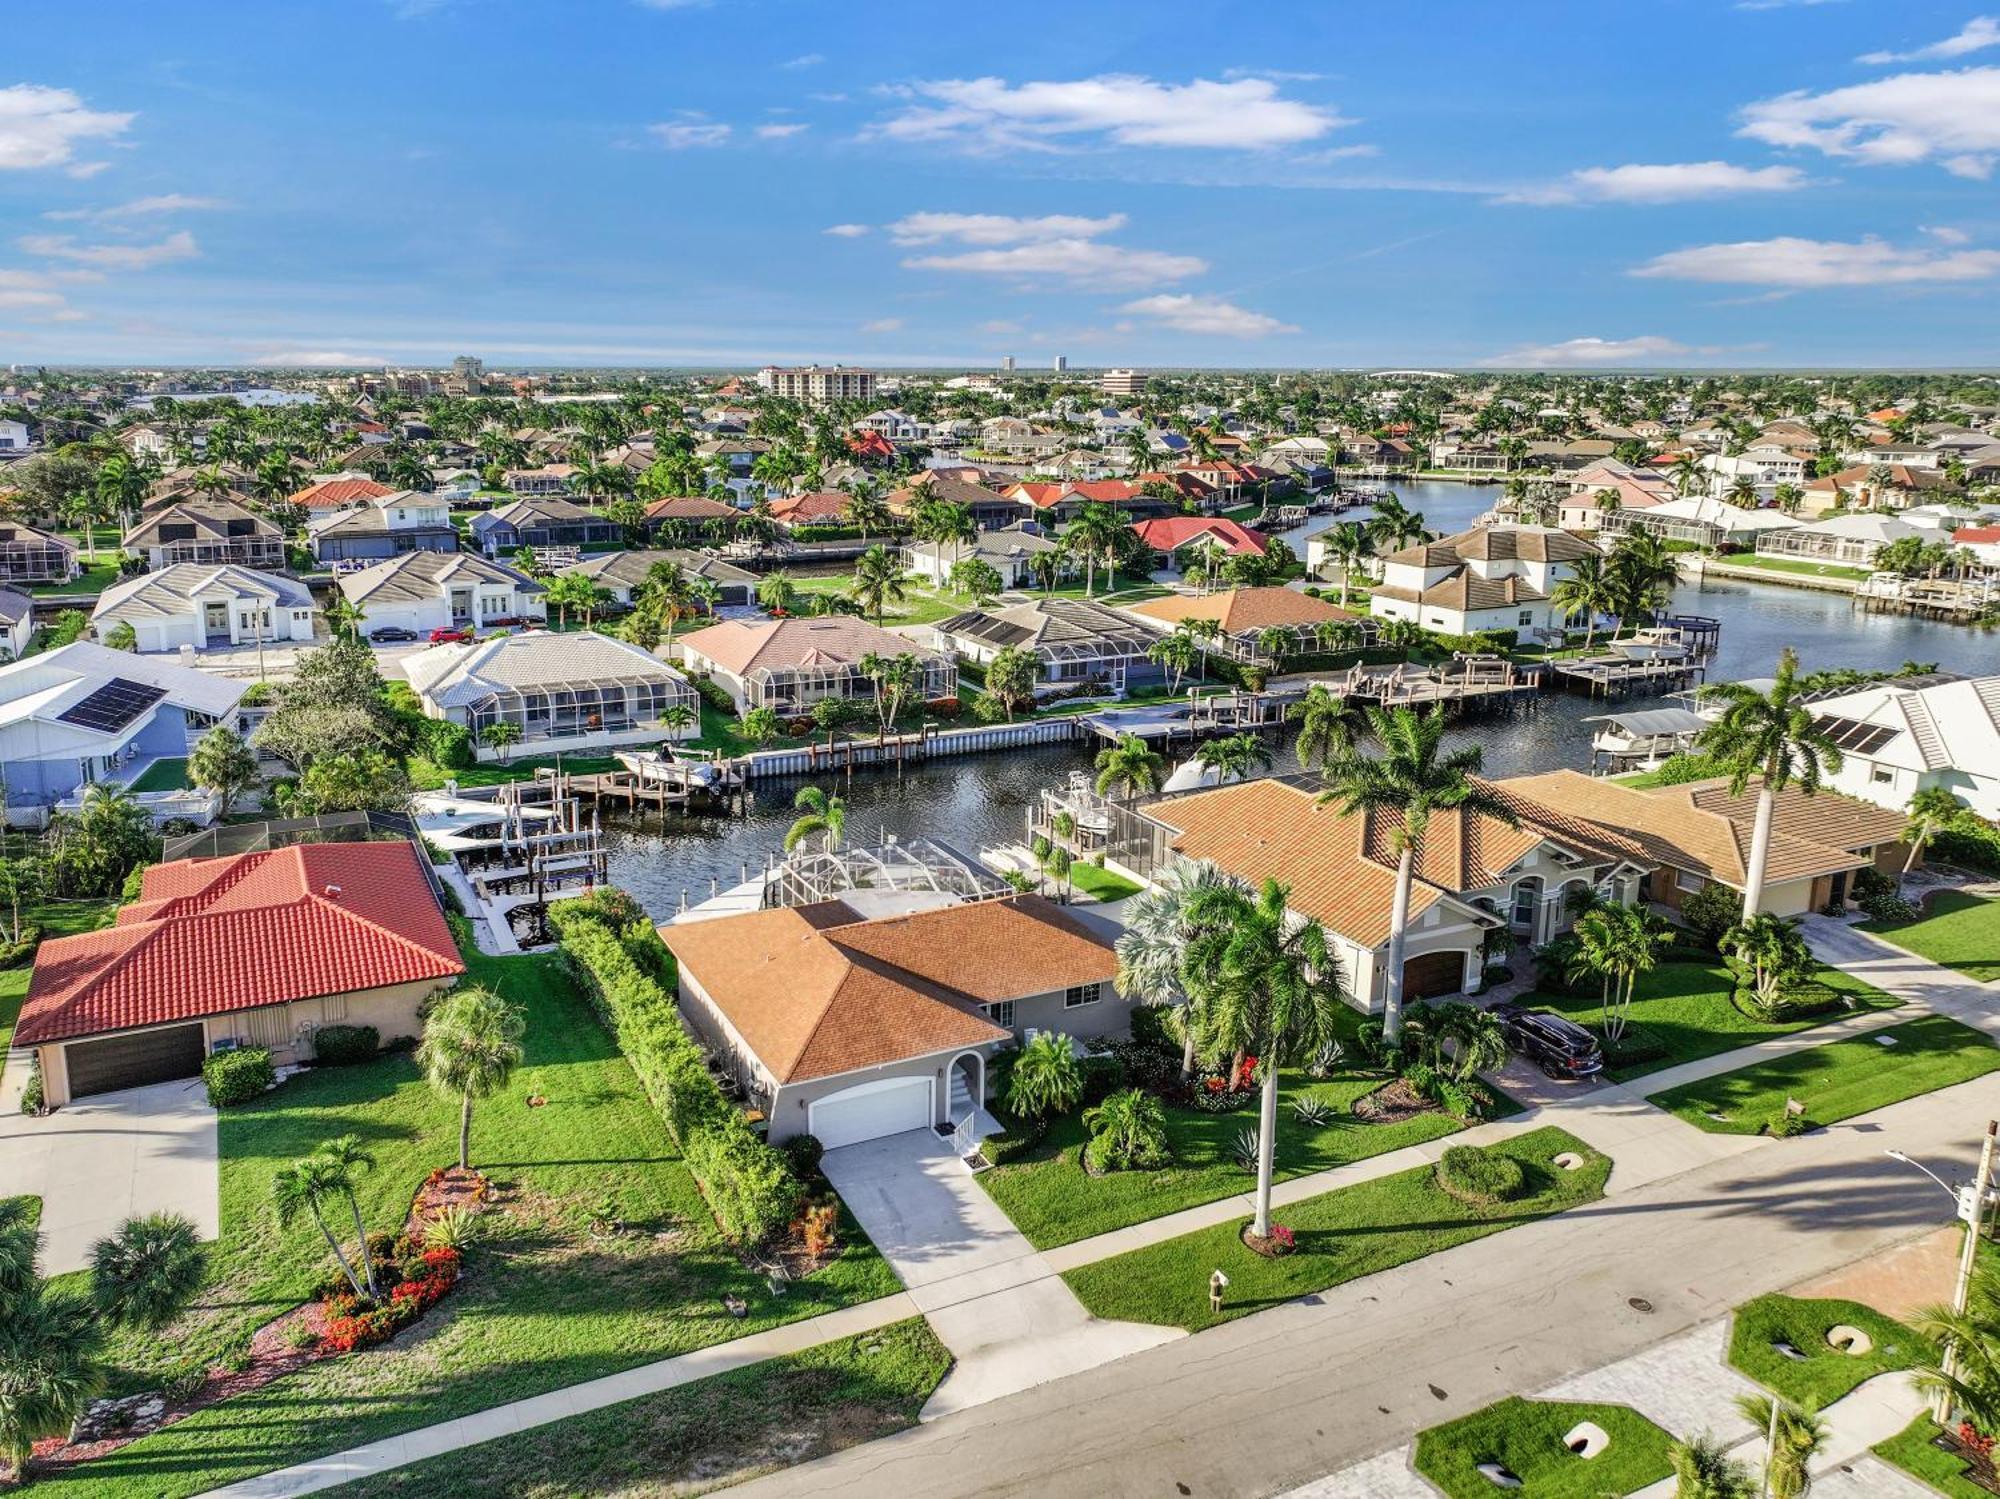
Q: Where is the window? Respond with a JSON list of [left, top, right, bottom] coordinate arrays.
[[1063, 982, 1101, 1009], [987, 1001, 1015, 1028], [1870, 766, 1894, 785], [1675, 869, 1704, 894], [1518, 611, 1534, 627]]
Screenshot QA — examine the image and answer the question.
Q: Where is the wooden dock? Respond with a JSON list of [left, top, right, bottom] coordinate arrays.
[[1310, 657, 1543, 712], [1547, 655, 1705, 698]]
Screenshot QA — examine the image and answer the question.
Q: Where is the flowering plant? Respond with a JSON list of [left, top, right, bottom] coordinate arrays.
[[1959, 1422, 1995, 1459], [1268, 1224, 1294, 1250]]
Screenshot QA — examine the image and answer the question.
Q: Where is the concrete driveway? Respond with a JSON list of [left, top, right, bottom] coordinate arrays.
[[822, 1129, 1179, 1420], [0, 1075, 219, 1274]]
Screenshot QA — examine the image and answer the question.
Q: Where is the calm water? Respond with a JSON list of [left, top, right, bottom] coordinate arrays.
[[609, 478, 1990, 918]]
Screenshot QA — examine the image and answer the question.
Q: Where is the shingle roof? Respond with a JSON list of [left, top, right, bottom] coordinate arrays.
[[122, 499, 278, 549], [1127, 587, 1361, 635], [93, 563, 313, 626], [678, 616, 945, 675], [339, 550, 542, 606], [561, 548, 755, 590], [404, 629, 692, 708], [16, 841, 464, 1046]]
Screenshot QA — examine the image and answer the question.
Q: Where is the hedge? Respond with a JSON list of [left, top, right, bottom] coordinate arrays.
[[312, 1024, 379, 1066], [203, 1047, 274, 1107], [1934, 813, 2000, 875], [548, 892, 802, 1244]]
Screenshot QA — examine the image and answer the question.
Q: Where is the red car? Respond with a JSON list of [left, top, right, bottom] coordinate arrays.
[[428, 627, 474, 645]]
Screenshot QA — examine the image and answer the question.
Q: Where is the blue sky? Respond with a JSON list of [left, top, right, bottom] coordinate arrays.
[[3, 0, 1998, 369]]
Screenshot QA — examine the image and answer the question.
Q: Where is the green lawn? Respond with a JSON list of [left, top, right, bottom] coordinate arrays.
[[1648, 1014, 2000, 1135], [1861, 890, 2000, 986], [1876, 1414, 1991, 1498], [787, 575, 967, 626], [1526, 961, 1899, 1082], [981, 1063, 1486, 1251], [0, 899, 116, 1054], [33, 935, 899, 1498], [1717, 554, 1869, 582], [1027, 580, 1172, 604], [34, 559, 122, 597], [1067, 863, 1143, 902], [1062, 1127, 1607, 1331], [325, 1319, 951, 1498], [128, 757, 191, 793], [1413, 1397, 1674, 1499], [407, 750, 626, 790], [1727, 1295, 1933, 1406]]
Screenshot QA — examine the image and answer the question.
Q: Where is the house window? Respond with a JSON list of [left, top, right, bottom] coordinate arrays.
[[987, 1001, 1015, 1028], [1518, 611, 1534, 627], [1675, 869, 1704, 894], [1063, 982, 1102, 1009], [1870, 766, 1894, 785]]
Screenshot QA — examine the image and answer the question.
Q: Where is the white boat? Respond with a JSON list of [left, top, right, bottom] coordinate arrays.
[[1160, 755, 1226, 794], [616, 750, 724, 792]]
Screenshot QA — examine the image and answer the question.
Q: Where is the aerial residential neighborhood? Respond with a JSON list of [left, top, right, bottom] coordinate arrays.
[[3, 4, 2000, 1499]]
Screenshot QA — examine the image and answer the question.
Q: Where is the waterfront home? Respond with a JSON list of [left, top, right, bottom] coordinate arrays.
[[1103, 776, 1643, 1013], [1801, 464, 1950, 516], [1370, 525, 1599, 638], [1006, 479, 1175, 523], [675, 615, 954, 716], [932, 597, 1160, 696], [1802, 672, 2000, 820], [1602, 497, 1798, 550], [1129, 515, 1269, 572], [1701, 447, 1809, 499], [662, 893, 1120, 1147], [888, 472, 1029, 531], [1558, 479, 1671, 532], [307, 490, 459, 563], [502, 464, 577, 497], [92, 563, 316, 654], [558, 548, 757, 609], [338, 550, 545, 636], [16, 839, 463, 1105], [766, 491, 855, 530], [904, 524, 1061, 590], [1754, 512, 1924, 568], [642, 496, 743, 542], [1126, 587, 1371, 664], [1498, 771, 1911, 917], [0, 522, 78, 586], [470, 495, 622, 556], [122, 499, 285, 571], [404, 628, 700, 758], [0, 640, 245, 825], [288, 475, 394, 512]]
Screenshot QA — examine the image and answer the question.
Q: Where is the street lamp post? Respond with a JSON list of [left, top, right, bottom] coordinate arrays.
[[1889, 1122, 2000, 1425]]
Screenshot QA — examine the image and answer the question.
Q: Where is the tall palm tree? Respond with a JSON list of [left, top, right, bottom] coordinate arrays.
[[1181, 878, 1349, 1239], [1065, 503, 1129, 598], [1695, 648, 1843, 915], [417, 986, 527, 1173], [1550, 553, 1615, 648], [1288, 683, 1369, 771], [1094, 734, 1166, 799], [272, 1153, 371, 1300], [1733, 1394, 1827, 1499], [1367, 495, 1428, 553], [1115, 859, 1249, 1081], [1317, 706, 1518, 1044], [1913, 1265, 2000, 1430], [786, 785, 846, 852], [1317, 521, 1372, 606], [848, 545, 911, 623], [1569, 903, 1661, 1043], [858, 650, 921, 736], [1194, 732, 1273, 784], [311, 1135, 383, 1299]]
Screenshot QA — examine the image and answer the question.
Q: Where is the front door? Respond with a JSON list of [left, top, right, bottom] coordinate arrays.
[[1829, 871, 1849, 908], [203, 601, 229, 642]]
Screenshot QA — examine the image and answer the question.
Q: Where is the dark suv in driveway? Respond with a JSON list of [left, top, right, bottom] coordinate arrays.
[[1490, 1003, 1605, 1080]]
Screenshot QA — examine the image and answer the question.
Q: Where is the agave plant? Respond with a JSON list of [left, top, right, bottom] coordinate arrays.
[[1306, 1039, 1346, 1079], [1230, 1127, 1260, 1171], [1292, 1093, 1334, 1128]]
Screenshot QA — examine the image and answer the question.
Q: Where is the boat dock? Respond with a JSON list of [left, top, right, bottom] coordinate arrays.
[[1308, 657, 1543, 712], [1855, 574, 1998, 623], [1547, 654, 1706, 697], [1080, 689, 1301, 743]]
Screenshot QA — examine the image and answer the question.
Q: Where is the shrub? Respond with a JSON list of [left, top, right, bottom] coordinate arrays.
[[1680, 883, 1743, 950], [424, 719, 474, 771], [1229, 1126, 1260, 1170], [19, 1055, 43, 1115], [1006, 1031, 1084, 1119], [1436, 1145, 1527, 1203], [1078, 1051, 1127, 1107], [1534, 934, 1588, 996], [422, 1204, 483, 1252], [782, 1133, 826, 1180], [1292, 1092, 1334, 1127], [202, 1047, 274, 1107], [0, 924, 40, 970], [1768, 1108, 1811, 1138], [689, 674, 736, 716], [1435, 1080, 1489, 1121], [312, 1024, 379, 1066], [1081, 1087, 1171, 1172], [1934, 813, 2000, 875]]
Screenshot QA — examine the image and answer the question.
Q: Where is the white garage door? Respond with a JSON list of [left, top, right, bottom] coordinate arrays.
[[809, 1076, 933, 1150]]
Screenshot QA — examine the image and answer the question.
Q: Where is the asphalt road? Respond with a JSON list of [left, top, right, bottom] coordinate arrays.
[[732, 1072, 2000, 1499]]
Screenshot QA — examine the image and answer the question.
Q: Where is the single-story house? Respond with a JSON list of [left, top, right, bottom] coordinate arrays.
[[903, 524, 1062, 590], [558, 548, 757, 609], [0, 522, 78, 586], [15, 840, 464, 1105], [92, 564, 317, 654], [643, 496, 743, 540], [122, 500, 285, 572], [339, 551, 545, 636], [767, 492, 853, 530], [663, 893, 1123, 1147], [502, 465, 577, 497], [889, 473, 1032, 531], [676, 616, 954, 715], [308, 491, 460, 563], [1126, 587, 1372, 663], [1804, 671, 2000, 820], [1754, 512, 1923, 567], [470, 496, 622, 556], [932, 597, 1161, 695], [1602, 498, 1799, 550], [1129, 516, 1270, 567]]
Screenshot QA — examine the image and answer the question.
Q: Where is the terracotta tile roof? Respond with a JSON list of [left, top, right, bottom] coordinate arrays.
[[1128, 517, 1269, 556], [678, 616, 946, 676], [768, 491, 852, 523], [288, 477, 393, 510], [663, 895, 1114, 1082], [17, 842, 464, 1047], [644, 497, 740, 521], [1127, 587, 1360, 636]]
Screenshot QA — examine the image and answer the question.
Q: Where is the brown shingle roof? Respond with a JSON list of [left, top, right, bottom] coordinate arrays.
[[1127, 587, 1361, 635]]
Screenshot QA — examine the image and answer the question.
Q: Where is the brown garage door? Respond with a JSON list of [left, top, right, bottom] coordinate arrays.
[[64, 1024, 206, 1099], [1402, 951, 1468, 1003]]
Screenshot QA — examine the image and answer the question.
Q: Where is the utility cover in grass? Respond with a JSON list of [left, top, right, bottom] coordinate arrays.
[[1413, 1396, 1673, 1499], [1728, 1294, 1934, 1407]]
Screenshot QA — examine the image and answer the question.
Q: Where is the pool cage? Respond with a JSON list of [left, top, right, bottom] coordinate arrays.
[[761, 834, 1012, 910], [736, 655, 955, 713]]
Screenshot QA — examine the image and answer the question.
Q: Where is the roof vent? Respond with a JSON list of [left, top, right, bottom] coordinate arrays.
[[323, 883, 343, 898]]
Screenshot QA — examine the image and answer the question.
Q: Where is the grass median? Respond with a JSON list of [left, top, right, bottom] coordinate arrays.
[[1861, 890, 2000, 986], [1413, 1396, 1673, 1499]]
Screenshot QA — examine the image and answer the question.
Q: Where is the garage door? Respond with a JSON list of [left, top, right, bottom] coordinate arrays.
[[64, 1024, 206, 1099], [1402, 951, 1469, 1003], [808, 1076, 933, 1151]]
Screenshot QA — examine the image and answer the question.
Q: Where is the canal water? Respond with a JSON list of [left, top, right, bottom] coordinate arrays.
[[607, 479, 1989, 918]]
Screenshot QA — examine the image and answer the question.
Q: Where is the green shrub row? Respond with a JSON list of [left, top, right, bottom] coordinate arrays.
[[202, 1047, 274, 1107], [312, 1024, 379, 1066], [1933, 813, 2000, 875], [548, 892, 802, 1244]]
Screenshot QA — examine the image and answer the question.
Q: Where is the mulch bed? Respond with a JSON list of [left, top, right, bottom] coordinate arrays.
[[407, 1165, 491, 1236], [1352, 1076, 1442, 1124], [1931, 1429, 2000, 1495]]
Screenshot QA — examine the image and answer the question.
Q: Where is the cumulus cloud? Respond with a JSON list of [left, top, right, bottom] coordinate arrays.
[[1499, 161, 1809, 205], [822, 223, 870, 237], [649, 120, 732, 148], [886, 211, 1127, 245], [979, 318, 1024, 334], [252, 350, 389, 368], [1925, 224, 1972, 244], [906, 239, 1205, 289], [1485, 336, 1694, 368], [1631, 235, 2000, 286], [869, 74, 1346, 152], [1739, 66, 2000, 178], [754, 123, 808, 139], [1859, 16, 2000, 65], [0, 84, 133, 171], [17, 229, 198, 270], [1119, 293, 1296, 338], [43, 193, 227, 222], [860, 317, 904, 333]]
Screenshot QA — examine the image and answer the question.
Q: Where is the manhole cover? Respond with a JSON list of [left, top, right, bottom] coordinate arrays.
[[1628, 1297, 1654, 1313]]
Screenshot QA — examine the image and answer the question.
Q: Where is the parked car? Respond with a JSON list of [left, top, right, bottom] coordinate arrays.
[[369, 626, 418, 643], [428, 627, 474, 645], [1490, 1003, 1604, 1080]]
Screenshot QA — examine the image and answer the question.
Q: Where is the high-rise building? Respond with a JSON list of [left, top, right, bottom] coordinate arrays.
[[1052, 354, 1068, 373], [756, 364, 877, 403], [1100, 369, 1147, 398], [1001, 355, 1015, 372], [450, 355, 484, 391]]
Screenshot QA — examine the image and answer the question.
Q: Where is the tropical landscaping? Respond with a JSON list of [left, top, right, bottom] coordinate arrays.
[[1861, 890, 2000, 986], [1728, 1294, 1933, 1406]]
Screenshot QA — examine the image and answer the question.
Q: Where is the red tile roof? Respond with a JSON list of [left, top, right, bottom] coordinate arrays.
[[16, 842, 464, 1046], [1129, 516, 1269, 556], [288, 477, 393, 510], [768, 491, 852, 524]]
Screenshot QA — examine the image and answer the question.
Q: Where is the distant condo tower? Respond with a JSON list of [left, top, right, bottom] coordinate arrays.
[[1052, 354, 1068, 372], [450, 354, 484, 391], [756, 363, 877, 403], [1001, 355, 1015, 372], [1101, 368, 1146, 397]]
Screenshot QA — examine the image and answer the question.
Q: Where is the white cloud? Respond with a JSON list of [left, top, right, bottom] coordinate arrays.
[[17, 229, 198, 270], [870, 74, 1346, 152], [781, 53, 824, 69], [1632, 235, 2000, 286], [0, 85, 133, 171], [65, 160, 113, 180], [1485, 336, 1693, 368], [1118, 293, 1296, 338], [904, 239, 1205, 290], [252, 350, 389, 368], [1221, 68, 1327, 82], [1924, 224, 1972, 244], [1859, 16, 2000, 64], [822, 223, 870, 237], [1499, 161, 1809, 205], [978, 318, 1024, 334], [43, 193, 227, 223], [1739, 66, 2000, 178], [754, 123, 808, 139], [860, 317, 904, 333], [649, 121, 732, 148], [886, 211, 1127, 245]]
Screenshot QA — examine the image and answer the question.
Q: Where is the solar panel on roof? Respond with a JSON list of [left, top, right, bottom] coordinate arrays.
[[1812, 714, 1897, 755], [56, 677, 168, 735]]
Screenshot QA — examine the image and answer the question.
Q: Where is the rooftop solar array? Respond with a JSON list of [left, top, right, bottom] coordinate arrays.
[[56, 677, 168, 735], [1812, 713, 1898, 755]]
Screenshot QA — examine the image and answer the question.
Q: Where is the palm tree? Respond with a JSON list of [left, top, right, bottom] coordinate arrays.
[[542, 572, 599, 631], [756, 569, 798, 616], [1114, 858, 1248, 1080], [1904, 786, 1965, 875], [858, 650, 921, 736], [1318, 706, 1517, 1044], [1065, 503, 1128, 598], [1733, 1394, 1827, 1499], [1254, 625, 1296, 674], [1317, 521, 1373, 606], [1145, 630, 1200, 693], [1181, 878, 1349, 1239], [1367, 495, 1428, 553], [311, 1135, 383, 1299], [1288, 683, 1369, 771], [1094, 734, 1166, 799], [0, 1290, 104, 1482], [1569, 903, 1661, 1043], [1913, 1265, 2000, 1430], [417, 986, 527, 1172], [849, 545, 911, 623], [786, 785, 846, 852], [272, 1152, 371, 1300], [87, 1212, 207, 1330], [1696, 648, 1843, 915], [1668, 1433, 1754, 1499], [1194, 732, 1273, 784], [1550, 553, 1615, 648], [480, 720, 523, 762], [0, 1198, 38, 1313]]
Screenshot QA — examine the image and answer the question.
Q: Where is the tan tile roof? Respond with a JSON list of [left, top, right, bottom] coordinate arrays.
[[678, 616, 944, 676], [1384, 525, 1599, 569], [1126, 587, 1361, 635], [662, 895, 1113, 1083]]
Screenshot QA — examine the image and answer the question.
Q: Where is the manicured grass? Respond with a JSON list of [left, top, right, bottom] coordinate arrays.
[[1413, 1397, 1674, 1499], [787, 575, 965, 626], [0, 899, 116, 1055], [325, 1319, 951, 1498], [1727, 1295, 1933, 1406], [1649, 1014, 2000, 1135], [981, 1064, 1485, 1251], [34, 559, 122, 596], [1861, 890, 2000, 986], [1717, 554, 1869, 582], [127, 756, 191, 793], [1028, 580, 1172, 604], [1061, 1127, 1608, 1330], [1526, 960, 1899, 1082], [1067, 863, 1143, 902], [407, 750, 627, 790], [1876, 1414, 1991, 1498], [33, 936, 899, 1498]]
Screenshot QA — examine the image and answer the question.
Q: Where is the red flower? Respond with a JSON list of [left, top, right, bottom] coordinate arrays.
[[1204, 1077, 1226, 1094]]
